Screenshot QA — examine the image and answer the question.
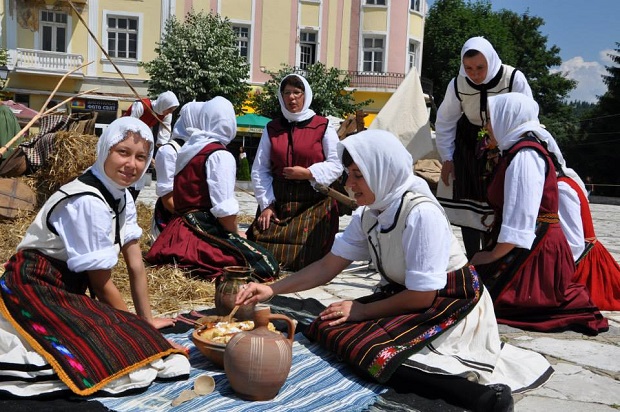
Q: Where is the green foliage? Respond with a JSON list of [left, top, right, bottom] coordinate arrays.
[[237, 156, 251, 181], [423, 0, 575, 123], [250, 63, 373, 119], [565, 43, 620, 196], [0, 48, 8, 90], [141, 11, 251, 112]]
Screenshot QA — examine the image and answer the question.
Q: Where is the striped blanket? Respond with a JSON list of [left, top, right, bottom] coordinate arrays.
[[92, 332, 387, 412]]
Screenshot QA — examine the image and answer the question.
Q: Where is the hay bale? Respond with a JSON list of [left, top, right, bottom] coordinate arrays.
[[31, 131, 98, 202]]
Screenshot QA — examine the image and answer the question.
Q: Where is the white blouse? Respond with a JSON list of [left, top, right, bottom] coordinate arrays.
[[558, 180, 585, 261], [128, 100, 172, 146], [331, 197, 452, 292], [205, 150, 239, 218], [497, 148, 545, 249], [49, 193, 142, 273], [154, 143, 177, 197], [435, 71, 532, 162], [251, 123, 343, 210]]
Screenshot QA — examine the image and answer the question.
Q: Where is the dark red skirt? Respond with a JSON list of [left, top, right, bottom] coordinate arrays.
[[0, 250, 183, 395]]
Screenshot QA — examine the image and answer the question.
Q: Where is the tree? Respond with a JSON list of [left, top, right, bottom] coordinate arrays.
[[250, 63, 373, 119], [566, 43, 620, 196], [422, 0, 576, 136], [141, 11, 251, 112]]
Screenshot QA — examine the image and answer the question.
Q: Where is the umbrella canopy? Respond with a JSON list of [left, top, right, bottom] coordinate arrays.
[[236, 113, 271, 134], [0, 100, 39, 122]]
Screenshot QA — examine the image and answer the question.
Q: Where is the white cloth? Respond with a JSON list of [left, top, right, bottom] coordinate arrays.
[[558, 180, 586, 261], [459, 37, 503, 84], [156, 102, 205, 197], [129, 91, 178, 145], [368, 67, 436, 162], [277, 74, 316, 123], [251, 124, 342, 210]]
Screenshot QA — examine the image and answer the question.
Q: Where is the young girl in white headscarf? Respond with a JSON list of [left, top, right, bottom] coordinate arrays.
[[471, 92, 608, 334], [125, 90, 179, 146], [238, 129, 554, 412], [435, 36, 533, 259], [146, 97, 279, 282], [150, 101, 206, 241], [248, 73, 343, 270], [0, 117, 190, 397]]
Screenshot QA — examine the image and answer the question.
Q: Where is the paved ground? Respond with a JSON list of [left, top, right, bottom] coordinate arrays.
[[137, 180, 620, 412]]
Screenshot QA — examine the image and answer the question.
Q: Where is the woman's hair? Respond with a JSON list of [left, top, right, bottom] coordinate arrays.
[[463, 49, 482, 59], [280, 75, 305, 93], [341, 148, 354, 168]]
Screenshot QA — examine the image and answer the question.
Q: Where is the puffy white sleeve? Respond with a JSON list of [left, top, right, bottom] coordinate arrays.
[[154, 144, 177, 197], [128, 101, 144, 118], [251, 129, 275, 210], [331, 208, 372, 261], [206, 150, 239, 217], [308, 125, 344, 186], [512, 70, 533, 98], [498, 148, 545, 249], [558, 180, 585, 261], [434, 79, 463, 162], [49, 196, 119, 272], [156, 113, 172, 146]]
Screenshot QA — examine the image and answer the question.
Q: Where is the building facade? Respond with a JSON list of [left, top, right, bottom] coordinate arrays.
[[1, 0, 427, 131]]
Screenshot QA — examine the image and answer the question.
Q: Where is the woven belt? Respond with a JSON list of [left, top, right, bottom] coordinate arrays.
[[537, 213, 559, 223]]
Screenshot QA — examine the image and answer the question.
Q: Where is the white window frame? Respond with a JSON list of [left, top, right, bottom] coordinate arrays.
[[362, 36, 385, 73], [299, 31, 318, 70], [232, 24, 251, 61], [409, 0, 421, 12], [101, 10, 143, 75], [39, 10, 68, 53], [365, 0, 387, 5], [408, 41, 418, 72]]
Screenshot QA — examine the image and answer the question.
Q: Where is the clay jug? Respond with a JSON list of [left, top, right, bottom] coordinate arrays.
[[224, 304, 296, 401], [215, 266, 255, 320]]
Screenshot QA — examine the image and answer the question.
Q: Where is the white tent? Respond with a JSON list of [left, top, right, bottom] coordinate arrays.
[[368, 67, 438, 163]]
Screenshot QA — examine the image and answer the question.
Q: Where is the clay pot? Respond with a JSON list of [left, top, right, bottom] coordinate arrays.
[[224, 304, 296, 401], [215, 266, 255, 320]]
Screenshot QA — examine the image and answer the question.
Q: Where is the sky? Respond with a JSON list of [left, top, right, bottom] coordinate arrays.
[[425, 0, 619, 103]]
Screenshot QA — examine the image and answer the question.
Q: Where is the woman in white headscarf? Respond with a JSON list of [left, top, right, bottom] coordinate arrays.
[[471, 92, 608, 334], [247, 73, 343, 270], [125, 90, 179, 146], [238, 129, 555, 412], [435, 36, 533, 259], [0, 117, 190, 397], [150, 101, 206, 241], [146, 97, 279, 282]]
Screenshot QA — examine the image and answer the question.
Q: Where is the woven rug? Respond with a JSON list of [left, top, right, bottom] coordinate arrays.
[[92, 331, 387, 412]]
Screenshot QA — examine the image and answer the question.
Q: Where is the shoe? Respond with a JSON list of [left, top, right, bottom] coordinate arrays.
[[476, 384, 514, 412]]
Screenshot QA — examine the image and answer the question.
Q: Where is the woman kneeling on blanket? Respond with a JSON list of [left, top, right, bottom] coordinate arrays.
[[0, 117, 190, 398], [237, 129, 553, 412]]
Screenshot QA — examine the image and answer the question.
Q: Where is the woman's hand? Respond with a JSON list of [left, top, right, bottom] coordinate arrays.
[[257, 206, 279, 230], [441, 160, 454, 185], [282, 166, 312, 180], [235, 283, 274, 306], [167, 339, 189, 355], [320, 300, 361, 326], [150, 316, 177, 330]]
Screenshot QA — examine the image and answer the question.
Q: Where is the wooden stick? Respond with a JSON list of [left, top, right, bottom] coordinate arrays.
[[42, 88, 100, 116], [67, 0, 171, 133], [0, 63, 94, 157], [315, 183, 358, 210]]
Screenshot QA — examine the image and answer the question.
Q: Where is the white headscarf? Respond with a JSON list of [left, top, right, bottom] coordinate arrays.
[[459, 37, 503, 85], [90, 117, 154, 197], [152, 91, 179, 115], [338, 129, 436, 211], [277, 74, 316, 123], [171, 101, 206, 142], [488, 92, 587, 195], [175, 96, 237, 174]]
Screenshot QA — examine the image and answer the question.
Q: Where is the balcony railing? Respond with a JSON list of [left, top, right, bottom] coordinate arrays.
[[12, 48, 84, 76]]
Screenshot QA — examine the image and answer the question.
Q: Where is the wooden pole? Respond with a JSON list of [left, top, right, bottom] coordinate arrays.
[[67, 0, 171, 133], [0, 62, 95, 157]]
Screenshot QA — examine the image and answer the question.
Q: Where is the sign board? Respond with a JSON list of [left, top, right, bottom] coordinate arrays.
[[72, 99, 118, 112]]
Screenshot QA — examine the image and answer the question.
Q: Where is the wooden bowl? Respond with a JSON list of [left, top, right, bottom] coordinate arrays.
[[192, 329, 227, 368]]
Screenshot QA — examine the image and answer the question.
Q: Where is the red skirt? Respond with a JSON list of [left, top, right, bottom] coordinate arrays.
[[573, 240, 620, 310]]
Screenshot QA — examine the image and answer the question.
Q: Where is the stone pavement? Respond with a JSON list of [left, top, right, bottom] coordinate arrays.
[[137, 180, 620, 411]]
